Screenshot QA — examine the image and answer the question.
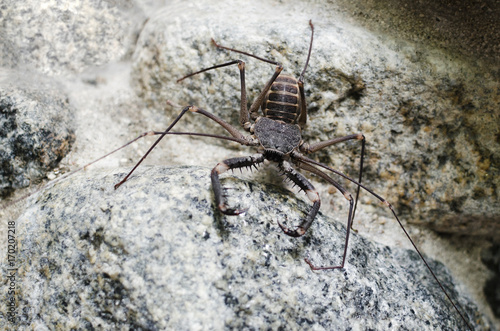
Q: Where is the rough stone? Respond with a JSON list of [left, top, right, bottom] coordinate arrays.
[[0, 0, 144, 75], [0, 70, 75, 197], [482, 244, 500, 319], [5, 166, 491, 330]]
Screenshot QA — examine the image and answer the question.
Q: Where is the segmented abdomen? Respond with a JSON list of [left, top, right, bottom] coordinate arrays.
[[262, 74, 301, 124]]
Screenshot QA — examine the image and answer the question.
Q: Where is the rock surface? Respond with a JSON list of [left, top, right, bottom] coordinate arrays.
[[7, 166, 489, 330], [482, 244, 500, 319], [0, 0, 142, 75], [0, 70, 75, 197]]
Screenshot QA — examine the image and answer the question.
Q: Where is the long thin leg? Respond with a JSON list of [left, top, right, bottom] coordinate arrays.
[[115, 105, 257, 189], [298, 20, 314, 83], [177, 56, 283, 130], [2, 129, 250, 209], [292, 152, 473, 330], [295, 161, 355, 270], [210, 39, 283, 121], [300, 133, 366, 228], [215, 21, 314, 127], [211, 154, 264, 215], [177, 60, 250, 129], [296, 21, 315, 127], [211, 39, 281, 66], [276, 161, 321, 237]]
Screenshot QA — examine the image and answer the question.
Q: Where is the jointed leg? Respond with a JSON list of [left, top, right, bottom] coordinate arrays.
[[177, 57, 283, 130], [211, 154, 265, 215], [300, 133, 364, 154], [178, 60, 250, 129], [210, 39, 285, 122], [300, 133, 365, 228], [291, 153, 473, 330], [115, 105, 257, 189], [211, 21, 314, 123], [296, 160, 355, 270]]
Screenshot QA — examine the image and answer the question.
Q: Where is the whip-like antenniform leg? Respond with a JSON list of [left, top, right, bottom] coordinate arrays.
[[114, 105, 257, 189]]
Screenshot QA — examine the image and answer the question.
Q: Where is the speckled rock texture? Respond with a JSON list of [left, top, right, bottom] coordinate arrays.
[[10, 166, 489, 330], [132, 1, 499, 238], [0, 71, 74, 197], [0, 0, 142, 76]]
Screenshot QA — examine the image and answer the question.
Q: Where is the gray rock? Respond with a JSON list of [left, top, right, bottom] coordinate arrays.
[[131, 1, 499, 237], [0, 0, 144, 75], [0, 70, 75, 197], [482, 244, 500, 319], [8, 166, 490, 330]]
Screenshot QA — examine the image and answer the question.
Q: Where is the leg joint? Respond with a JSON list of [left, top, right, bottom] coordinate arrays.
[[306, 189, 320, 203], [213, 162, 230, 175], [343, 192, 353, 201]]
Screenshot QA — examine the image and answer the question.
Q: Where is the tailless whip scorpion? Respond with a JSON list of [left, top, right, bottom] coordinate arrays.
[[7, 20, 472, 330]]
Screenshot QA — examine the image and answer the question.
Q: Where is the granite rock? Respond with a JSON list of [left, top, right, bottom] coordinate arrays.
[[131, 0, 499, 237], [6, 166, 490, 330], [0, 0, 143, 75], [0, 70, 75, 197]]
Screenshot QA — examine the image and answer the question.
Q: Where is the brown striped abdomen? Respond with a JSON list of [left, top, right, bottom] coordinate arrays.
[[261, 74, 302, 124]]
